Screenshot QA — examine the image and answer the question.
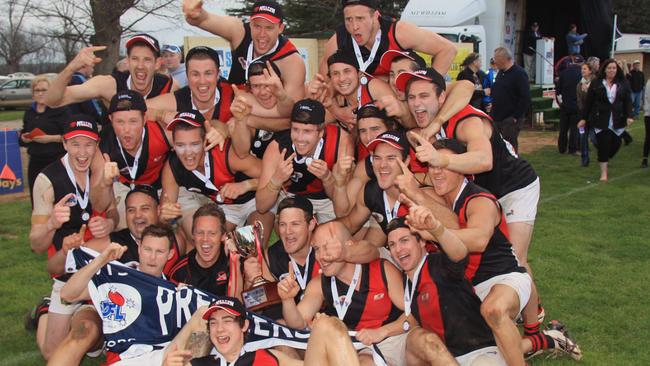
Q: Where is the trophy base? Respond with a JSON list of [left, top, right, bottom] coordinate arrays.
[[242, 281, 281, 312]]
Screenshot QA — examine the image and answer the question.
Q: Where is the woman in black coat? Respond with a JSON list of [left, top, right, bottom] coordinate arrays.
[[19, 76, 71, 206], [578, 59, 633, 181]]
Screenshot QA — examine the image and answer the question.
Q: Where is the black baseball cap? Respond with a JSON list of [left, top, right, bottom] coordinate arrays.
[[186, 46, 220, 69], [277, 195, 314, 218], [342, 0, 378, 9], [126, 33, 160, 57], [166, 110, 207, 131], [386, 216, 409, 235], [327, 50, 358, 70], [108, 90, 147, 115], [291, 99, 326, 125], [126, 184, 159, 204], [367, 130, 410, 158], [395, 68, 446, 93], [379, 49, 427, 72], [251, 1, 284, 24], [356, 103, 388, 121], [63, 115, 99, 141], [247, 59, 282, 81], [203, 297, 247, 320]]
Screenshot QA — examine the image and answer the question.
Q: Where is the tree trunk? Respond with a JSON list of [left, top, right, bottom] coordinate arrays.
[[90, 0, 133, 75]]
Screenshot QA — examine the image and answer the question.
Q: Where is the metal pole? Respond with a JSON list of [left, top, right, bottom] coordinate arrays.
[[610, 14, 618, 58]]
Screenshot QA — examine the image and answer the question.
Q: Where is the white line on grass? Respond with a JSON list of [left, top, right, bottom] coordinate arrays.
[[0, 350, 41, 366], [540, 168, 645, 204]]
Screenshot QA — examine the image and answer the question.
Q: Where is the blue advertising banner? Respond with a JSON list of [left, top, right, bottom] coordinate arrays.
[[0, 129, 24, 195]]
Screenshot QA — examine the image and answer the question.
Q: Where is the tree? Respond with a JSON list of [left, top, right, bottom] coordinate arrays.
[[0, 0, 45, 73], [227, 0, 409, 38], [613, 0, 650, 34], [31, 0, 178, 75]]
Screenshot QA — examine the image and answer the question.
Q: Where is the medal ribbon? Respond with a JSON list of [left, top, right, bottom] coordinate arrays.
[[63, 153, 90, 211], [331, 264, 362, 320]]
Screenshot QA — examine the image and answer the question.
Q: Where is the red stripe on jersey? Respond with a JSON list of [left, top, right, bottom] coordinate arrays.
[[360, 81, 373, 106], [459, 192, 500, 283], [209, 139, 237, 203], [160, 76, 173, 94], [355, 260, 394, 331], [372, 20, 404, 77], [443, 105, 492, 139], [253, 349, 280, 365], [302, 124, 340, 195], [217, 81, 234, 122], [357, 142, 370, 161], [417, 260, 446, 342], [408, 148, 428, 174], [104, 351, 121, 365], [163, 239, 181, 277]]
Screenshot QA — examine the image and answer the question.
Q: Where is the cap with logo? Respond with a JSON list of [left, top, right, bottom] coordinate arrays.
[[395, 68, 446, 93], [379, 49, 427, 72], [63, 115, 99, 141], [203, 297, 247, 320], [166, 110, 207, 131], [186, 46, 220, 69], [108, 90, 147, 115], [291, 99, 326, 125], [161, 44, 182, 54], [367, 130, 410, 158], [342, 0, 378, 9], [251, 1, 284, 24], [125, 33, 160, 57]]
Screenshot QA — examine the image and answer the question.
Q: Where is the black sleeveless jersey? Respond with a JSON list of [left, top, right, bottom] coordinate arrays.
[[229, 22, 299, 86], [363, 179, 409, 233], [250, 128, 276, 159], [452, 180, 526, 285], [168, 141, 255, 205], [275, 124, 341, 199], [191, 349, 279, 366], [321, 260, 401, 331], [267, 240, 320, 301], [173, 80, 235, 122], [112, 70, 173, 99], [40, 159, 93, 251], [439, 105, 538, 197], [410, 254, 496, 357], [335, 16, 405, 77]]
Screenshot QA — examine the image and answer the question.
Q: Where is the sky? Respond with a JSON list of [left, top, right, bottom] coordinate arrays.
[[123, 0, 245, 47]]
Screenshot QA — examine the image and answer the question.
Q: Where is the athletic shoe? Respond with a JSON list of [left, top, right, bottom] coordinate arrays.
[[24, 296, 50, 332], [543, 328, 582, 361]]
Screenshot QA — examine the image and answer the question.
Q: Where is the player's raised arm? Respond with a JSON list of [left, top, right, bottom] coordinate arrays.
[[182, 0, 246, 48]]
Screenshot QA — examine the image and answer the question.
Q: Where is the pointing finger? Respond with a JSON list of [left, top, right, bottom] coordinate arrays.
[[399, 193, 416, 207], [395, 157, 412, 176]]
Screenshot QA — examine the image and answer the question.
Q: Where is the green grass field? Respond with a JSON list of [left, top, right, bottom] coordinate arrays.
[[1, 124, 649, 365], [0, 110, 25, 122]]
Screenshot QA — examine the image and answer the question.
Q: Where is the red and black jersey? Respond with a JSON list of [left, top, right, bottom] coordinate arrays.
[[168, 248, 230, 297], [411, 253, 496, 357], [169, 140, 255, 204], [191, 349, 279, 366], [363, 179, 409, 233], [174, 80, 235, 123], [228, 22, 298, 86], [357, 142, 370, 162], [99, 121, 171, 189], [335, 16, 405, 77], [112, 70, 173, 99], [250, 129, 276, 159], [109, 228, 181, 276], [321, 260, 401, 331], [275, 124, 341, 199], [452, 180, 526, 285], [438, 105, 538, 198], [268, 240, 320, 301]]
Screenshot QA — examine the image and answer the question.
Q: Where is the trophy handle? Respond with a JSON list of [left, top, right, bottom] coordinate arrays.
[[252, 220, 280, 282]]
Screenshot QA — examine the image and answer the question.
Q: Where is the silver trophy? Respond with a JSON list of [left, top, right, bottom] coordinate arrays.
[[230, 221, 280, 311]]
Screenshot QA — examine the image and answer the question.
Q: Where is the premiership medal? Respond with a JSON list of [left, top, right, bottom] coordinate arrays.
[[403, 320, 410, 331], [82, 211, 90, 221], [254, 140, 262, 148]]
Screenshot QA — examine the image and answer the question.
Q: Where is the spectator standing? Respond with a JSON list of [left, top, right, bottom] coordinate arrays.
[[556, 61, 582, 155], [579, 59, 633, 182], [456, 52, 486, 110], [491, 47, 531, 152], [576, 62, 597, 167], [566, 24, 587, 56], [628, 60, 645, 117], [68, 64, 103, 122], [19, 75, 71, 206], [162, 44, 188, 87], [642, 78, 650, 168], [522, 22, 542, 83], [482, 58, 498, 113]]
